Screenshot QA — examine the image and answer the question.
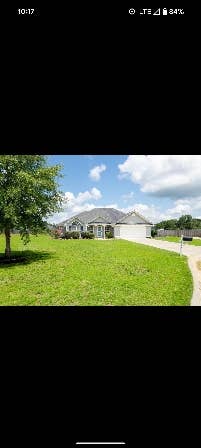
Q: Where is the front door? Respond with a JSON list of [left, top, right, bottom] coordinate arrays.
[[97, 225, 103, 238]]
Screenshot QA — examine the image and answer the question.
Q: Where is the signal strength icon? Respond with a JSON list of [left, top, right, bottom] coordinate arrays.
[[153, 8, 161, 15]]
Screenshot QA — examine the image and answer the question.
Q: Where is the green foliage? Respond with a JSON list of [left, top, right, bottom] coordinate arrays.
[[177, 214, 193, 229], [155, 215, 201, 231], [63, 231, 80, 239], [70, 231, 80, 239], [154, 219, 178, 230], [81, 231, 95, 239], [192, 218, 201, 228], [0, 155, 63, 253], [63, 231, 72, 239], [151, 228, 157, 238], [105, 231, 113, 239], [40, 221, 53, 235]]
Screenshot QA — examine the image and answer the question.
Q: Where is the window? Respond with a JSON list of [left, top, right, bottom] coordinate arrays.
[[71, 220, 83, 231], [105, 225, 114, 235], [87, 225, 93, 233], [105, 225, 111, 232]]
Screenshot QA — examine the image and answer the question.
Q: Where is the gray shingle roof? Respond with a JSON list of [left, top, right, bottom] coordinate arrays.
[[88, 216, 110, 224], [59, 208, 126, 226], [116, 209, 152, 225]]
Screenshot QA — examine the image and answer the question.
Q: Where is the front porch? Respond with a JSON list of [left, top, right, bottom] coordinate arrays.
[[87, 224, 114, 239]]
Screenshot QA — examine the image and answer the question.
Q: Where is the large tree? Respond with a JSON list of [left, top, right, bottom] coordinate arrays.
[[0, 155, 63, 258], [177, 214, 193, 229]]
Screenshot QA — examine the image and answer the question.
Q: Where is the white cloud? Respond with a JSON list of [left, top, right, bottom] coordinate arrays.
[[48, 188, 102, 224], [47, 186, 119, 224], [121, 192, 134, 202], [120, 203, 163, 224], [68, 187, 102, 204], [119, 196, 201, 224], [118, 155, 201, 199], [166, 197, 201, 218], [89, 164, 106, 181], [101, 203, 118, 210]]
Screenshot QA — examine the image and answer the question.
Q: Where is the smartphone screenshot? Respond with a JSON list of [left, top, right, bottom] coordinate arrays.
[[1, 5, 197, 448]]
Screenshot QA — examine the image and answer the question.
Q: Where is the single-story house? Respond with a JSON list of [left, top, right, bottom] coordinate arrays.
[[58, 208, 152, 239]]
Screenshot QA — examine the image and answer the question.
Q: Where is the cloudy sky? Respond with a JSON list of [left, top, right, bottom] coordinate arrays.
[[47, 155, 201, 224]]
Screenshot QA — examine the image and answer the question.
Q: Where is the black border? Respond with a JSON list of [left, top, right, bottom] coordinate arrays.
[[1, 4, 188, 153], [1, 306, 199, 446]]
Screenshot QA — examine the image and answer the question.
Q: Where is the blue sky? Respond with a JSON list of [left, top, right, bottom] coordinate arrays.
[[47, 155, 201, 224]]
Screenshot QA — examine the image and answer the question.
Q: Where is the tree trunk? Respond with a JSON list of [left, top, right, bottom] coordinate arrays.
[[5, 227, 11, 258]]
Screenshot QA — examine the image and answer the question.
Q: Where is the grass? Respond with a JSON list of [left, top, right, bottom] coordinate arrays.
[[155, 236, 201, 246], [0, 234, 193, 306]]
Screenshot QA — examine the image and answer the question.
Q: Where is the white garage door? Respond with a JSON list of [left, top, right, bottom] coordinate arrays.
[[118, 225, 147, 239], [114, 226, 121, 238]]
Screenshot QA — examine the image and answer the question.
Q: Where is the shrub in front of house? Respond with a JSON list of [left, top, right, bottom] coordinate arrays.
[[63, 231, 72, 239], [105, 231, 113, 239], [87, 232, 95, 239], [63, 231, 80, 239], [71, 231, 80, 239], [51, 229, 63, 239], [151, 228, 157, 238], [81, 231, 95, 239]]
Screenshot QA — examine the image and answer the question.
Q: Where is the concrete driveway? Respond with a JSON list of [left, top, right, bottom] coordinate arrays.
[[124, 237, 201, 306]]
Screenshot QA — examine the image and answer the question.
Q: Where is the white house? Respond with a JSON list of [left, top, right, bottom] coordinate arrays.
[[58, 208, 152, 239]]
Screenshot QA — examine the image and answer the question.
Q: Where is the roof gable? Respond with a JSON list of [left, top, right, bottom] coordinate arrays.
[[116, 210, 152, 225], [66, 216, 85, 225]]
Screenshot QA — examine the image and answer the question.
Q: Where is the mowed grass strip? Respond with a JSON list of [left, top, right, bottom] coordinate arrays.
[[155, 236, 201, 246], [0, 234, 193, 306]]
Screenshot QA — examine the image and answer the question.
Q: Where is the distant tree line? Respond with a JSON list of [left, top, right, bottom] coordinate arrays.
[[154, 215, 201, 231]]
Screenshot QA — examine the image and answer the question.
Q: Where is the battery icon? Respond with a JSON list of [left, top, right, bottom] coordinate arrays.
[[163, 8, 168, 15]]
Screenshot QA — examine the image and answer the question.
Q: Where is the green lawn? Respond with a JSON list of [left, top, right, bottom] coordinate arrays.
[[155, 236, 201, 246], [0, 234, 193, 306]]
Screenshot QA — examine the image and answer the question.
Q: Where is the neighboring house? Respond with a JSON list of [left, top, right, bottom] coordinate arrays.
[[58, 208, 152, 239]]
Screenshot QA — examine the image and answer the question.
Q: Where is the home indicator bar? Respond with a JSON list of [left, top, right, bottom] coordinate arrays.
[[76, 443, 126, 446]]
